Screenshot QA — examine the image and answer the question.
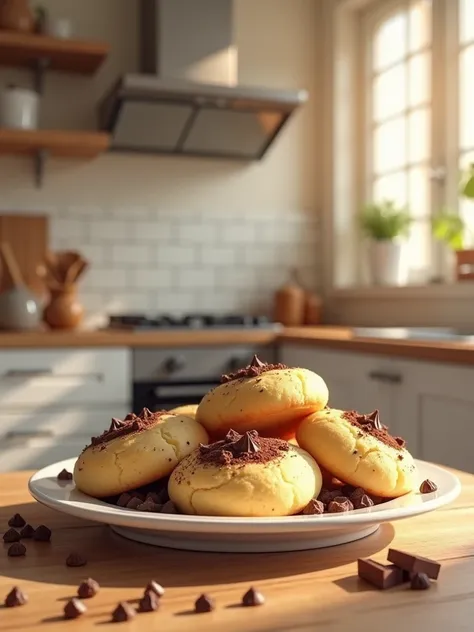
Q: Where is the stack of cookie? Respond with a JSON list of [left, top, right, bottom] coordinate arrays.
[[74, 356, 418, 518]]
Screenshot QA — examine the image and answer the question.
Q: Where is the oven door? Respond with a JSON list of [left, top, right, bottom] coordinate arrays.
[[133, 380, 220, 413]]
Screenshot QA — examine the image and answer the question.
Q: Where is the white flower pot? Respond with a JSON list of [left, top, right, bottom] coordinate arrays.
[[0, 87, 39, 129], [368, 240, 406, 286], [45, 17, 72, 39]]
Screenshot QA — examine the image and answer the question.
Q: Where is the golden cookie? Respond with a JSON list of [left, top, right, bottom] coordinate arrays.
[[168, 430, 322, 517], [296, 408, 418, 498], [169, 404, 198, 419], [74, 409, 208, 498]]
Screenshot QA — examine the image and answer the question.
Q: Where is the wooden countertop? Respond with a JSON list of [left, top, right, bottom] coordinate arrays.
[[1, 327, 474, 365], [0, 468, 472, 631]]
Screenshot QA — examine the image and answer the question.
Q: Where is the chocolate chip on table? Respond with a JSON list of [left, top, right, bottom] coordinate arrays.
[[387, 549, 441, 580], [195, 593, 215, 613], [410, 572, 431, 590], [33, 525, 52, 542], [4, 586, 28, 607], [146, 581, 165, 597], [116, 492, 132, 507], [112, 601, 136, 622], [57, 468, 73, 481], [327, 496, 354, 513], [8, 542, 26, 557], [161, 500, 178, 514], [139, 590, 160, 612], [8, 513, 26, 528], [64, 598, 87, 619], [242, 587, 265, 606], [419, 479, 438, 494], [20, 524, 35, 539], [77, 578, 100, 599], [357, 558, 407, 589], [66, 552, 87, 567], [302, 499, 324, 515], [3, 528, 21, 543], [353, 494, 374, 510]]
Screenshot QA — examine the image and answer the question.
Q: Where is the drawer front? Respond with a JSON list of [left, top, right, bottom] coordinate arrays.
[[133, 345, 276, 382], [0, 437, 88, 473], [0, 348, 131, 407]]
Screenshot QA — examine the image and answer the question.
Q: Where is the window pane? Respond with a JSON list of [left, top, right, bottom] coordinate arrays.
[[409, 0, 432, 52], [373, 11, 407, 71], [460, 0, 474, 44], [460, 45, 474, 150], [374, 118, 406, 173], [409, 167, 430, 218], [402, 220, 432, 282], [460, 151, 474, 245], [408, 108, 430, 163], [409, 52, 431, 107], [373, 172, 407, 206], [373, 64, 407, 121]]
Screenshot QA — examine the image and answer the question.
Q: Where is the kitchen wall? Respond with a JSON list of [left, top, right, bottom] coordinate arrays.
[[0, 0, 322, 326]]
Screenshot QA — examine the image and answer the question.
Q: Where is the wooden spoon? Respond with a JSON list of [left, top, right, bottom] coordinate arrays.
[[0, 242, 24, 287]]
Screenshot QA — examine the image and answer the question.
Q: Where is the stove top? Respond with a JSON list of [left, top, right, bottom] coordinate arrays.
[[107, 314, 281, 331]]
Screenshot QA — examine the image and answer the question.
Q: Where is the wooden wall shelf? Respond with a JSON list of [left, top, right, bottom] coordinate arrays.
[[0, 128, 110, 186]]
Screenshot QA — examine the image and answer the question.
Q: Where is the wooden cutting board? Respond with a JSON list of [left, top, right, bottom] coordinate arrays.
[[0, 213, 48, 296]]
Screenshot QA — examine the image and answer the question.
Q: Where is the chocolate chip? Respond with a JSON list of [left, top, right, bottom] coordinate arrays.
[[349, 487, 366, 503], [4, 586, 28, 607], [341, 484, 356, 497], [231, 431, 260, 455], [419, 479, 438, 494], [64, 598, 87, 619], [302, 499, 324, 515], [395, 436, 406, 448], [125, 497, 142, 510], [161, 501, 178, 514], [66, 552, 87, 567], [112, 601, 136, 622], [195, 593, 214, 613], [353, 493, 374, 509], [3, 528, 20, 543], [109, 417, 126, 431], [19, 524, 35, 539], [77, 578, 100, 599], [137, 500, 162, 512], [146, 492, 161, 504], [317, 489, 341, 505], [250, 354, 265, 368], [8, 513, 25, 528], [33, 525, 51, 542], [242, 587, 265, 606], [327, 496, 354, 513], [8, 542, 26, 557], [139, 590, 160, 612], [410, 572, 431, 590], [116, 492, 132, 507], [146, 581, 165, 597], [57, 468, 73, 481]]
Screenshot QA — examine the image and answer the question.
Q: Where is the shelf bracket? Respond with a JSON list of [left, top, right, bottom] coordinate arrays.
[[34, 149, 49, 188], [34, 57, 51, 94]]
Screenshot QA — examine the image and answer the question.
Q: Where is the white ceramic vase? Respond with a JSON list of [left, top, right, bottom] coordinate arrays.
[[368, 240, 405, 286], [0, 86, 39, 129]]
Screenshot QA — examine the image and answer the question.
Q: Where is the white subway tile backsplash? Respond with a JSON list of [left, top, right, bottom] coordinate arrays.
[[130, 268, 173, 289], [112, 244, 152, 265], [85, 268, 128, 289], [199, 247, 235, 266], [155, 245, 197, 266], [177, 268, 215, 289], [177, 222, 218, 243], [90, 220, 129, 242], [220, 223, 256, 244], [133, 221, 175, 242]]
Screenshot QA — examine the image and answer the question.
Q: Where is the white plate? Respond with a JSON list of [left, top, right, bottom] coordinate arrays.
[[29, 458, 461, 553]]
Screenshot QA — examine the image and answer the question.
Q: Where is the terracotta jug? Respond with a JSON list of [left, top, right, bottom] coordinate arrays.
[[0, 0, 34, 32], [273, 269, 305, 326], [44, 287, 84, 330]]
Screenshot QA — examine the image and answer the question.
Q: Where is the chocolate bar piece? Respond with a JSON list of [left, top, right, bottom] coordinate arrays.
[[387, 549, 441, 580], [357, 558, 407, 589]]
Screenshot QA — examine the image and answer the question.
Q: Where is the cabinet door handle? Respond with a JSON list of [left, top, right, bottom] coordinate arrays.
[[5, 430, 55, 440], [3, 369, 53, 379], [368, 371, 402, 384], [2, 370, 104, 382]]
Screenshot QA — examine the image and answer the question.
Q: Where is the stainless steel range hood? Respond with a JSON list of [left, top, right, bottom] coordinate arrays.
[[98, 0, 308, 161]]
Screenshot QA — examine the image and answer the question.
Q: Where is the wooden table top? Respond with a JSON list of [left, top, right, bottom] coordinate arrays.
[[0, 469, 472, 632]]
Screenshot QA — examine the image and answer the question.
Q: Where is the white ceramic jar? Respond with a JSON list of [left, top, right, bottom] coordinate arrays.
[[45, 17, 72, 39], [0, 86, 39, 129]]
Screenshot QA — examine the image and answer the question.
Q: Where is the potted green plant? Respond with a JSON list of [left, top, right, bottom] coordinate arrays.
[[359, 200, 412, 286]]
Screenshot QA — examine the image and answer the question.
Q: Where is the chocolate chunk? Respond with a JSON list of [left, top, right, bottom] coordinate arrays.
[[4, 586, 28, 607], [66, 552, 87, 567], [112, 601, 136, 622], [341, 484, 356, 497], [353, 494, 374, 510], [250, 354, 265, 368], [64, 598, 87, 619], [366, 409, 382, 430], [139, 590, 160, 612], [3, 528, 20, 543], [137, 500, 162, 512], [342, 411, 406, 451], [302, 499, 324, 515], [125, 497, 142, 510], [419, 479, 438, 494], [8, 513, 26, 528], [327, 496, 354, 513], [387, 549, 441, 580], [220, 360, 288, 383], [242, 587, 265, 606], [117, 492, 132, 507], [195, 593, 215, 613], [33, 525, 52, 542], [395, 436, 406, 448], [410, 572, 431, 590], [109, 417, 126, 431], [8, 542, 26, 557], [161, 501, 178, 514], [77, 578, 100, 599], [358, 558, 407, 589], [146, 492, 161, 504], [231, 431, 260, 455], [57, 468, 73, 481], [146, 581, 165, 597], [20, 524, 35, 539], [349, 487, 367, 503], [225, 429, 241, 442], [317, 489, 341, 505]]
